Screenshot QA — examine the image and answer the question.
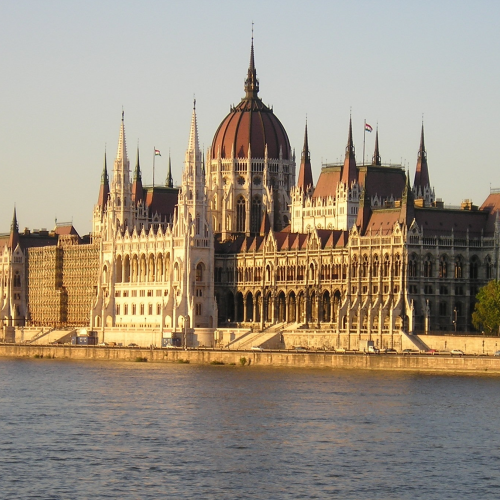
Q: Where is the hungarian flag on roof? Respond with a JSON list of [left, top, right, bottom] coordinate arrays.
[[155, 149, 161, 156], [365, 123, 373, 132]]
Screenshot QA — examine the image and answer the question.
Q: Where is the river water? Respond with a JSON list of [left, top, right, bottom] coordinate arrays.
[[0, 359, 499, 499]]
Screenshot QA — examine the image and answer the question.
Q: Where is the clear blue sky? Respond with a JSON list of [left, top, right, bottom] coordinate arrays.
[[1, 0, 499, 235]]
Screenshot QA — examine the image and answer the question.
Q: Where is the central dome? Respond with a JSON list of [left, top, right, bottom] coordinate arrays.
[[210, 43, 291, 161]]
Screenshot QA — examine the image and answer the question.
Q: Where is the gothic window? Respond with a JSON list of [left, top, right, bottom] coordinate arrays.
[[174, 262, 180, 282], [486, 256, 493, 279], [439, 255, 448, 278], [196, 215, 201, 235], [156, 303, 161, 315], [148, 304, 153, 315], [408, 254, 417, 277], [124, 304, 128, 315], [195, 303, 202, 316], [309, 263, 315, 281], [439, 301, 447, 316], [13, 271, 21, 288], [116, 304, 120, 315], [132, 304, 136, 315], [424, 254, 433, 278], [394, 254, 401, 277], [140, 304, 145, 316], [362, 255, 369, 278], [383, 254, 390, 277], [115, 255, 123, 283], [454, 256, 463, 279], [251, 195, 262, 234], [236, 196, 246, 232], [373, 255, 379, 277], [470, 256, 479, 279], [196, 263, 204, 282], [351, 255, 358, 278]]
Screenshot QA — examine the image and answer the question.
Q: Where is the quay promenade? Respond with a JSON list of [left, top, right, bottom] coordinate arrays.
[[1, 344, 500, 374]]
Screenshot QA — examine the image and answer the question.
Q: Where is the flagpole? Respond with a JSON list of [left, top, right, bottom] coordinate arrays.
[[363, 119, 366, 167], [153, 146, 156, 187]]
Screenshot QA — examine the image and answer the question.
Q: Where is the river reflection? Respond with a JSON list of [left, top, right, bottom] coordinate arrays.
[[0, 359, 499, 499]]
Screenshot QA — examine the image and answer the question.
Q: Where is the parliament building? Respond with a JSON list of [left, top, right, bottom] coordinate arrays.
[[2, 41, 500, 348]]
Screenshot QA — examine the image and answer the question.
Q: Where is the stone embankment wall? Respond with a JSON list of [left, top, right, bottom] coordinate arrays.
[[1, 345, 500, 374]]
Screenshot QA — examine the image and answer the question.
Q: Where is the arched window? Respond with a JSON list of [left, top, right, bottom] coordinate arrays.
[[485, 256, 493, 279], [196, 263, 204, 282], [309, 263, 315, 281], [372, 255, 379, 277], [383, 254, 390, 277], [394, 254, 401, 277], [470, 257, 478, 279], [351, 255, 358, 278], [250, 195, 262, 234], [424, 254, 433, 278], [362, 255, 369, 278], [454, 256, 463, 279], [236, 196, 246, 232], [439, 255, 448, 279], [13, 271, 21, 288], [408, 254, 417, 277]]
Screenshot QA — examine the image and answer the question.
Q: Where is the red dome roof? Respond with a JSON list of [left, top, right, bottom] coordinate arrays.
[[210, 43, 291, 161]]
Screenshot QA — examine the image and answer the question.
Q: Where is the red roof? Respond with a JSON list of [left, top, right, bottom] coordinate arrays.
[[210, 98, 290, 161]]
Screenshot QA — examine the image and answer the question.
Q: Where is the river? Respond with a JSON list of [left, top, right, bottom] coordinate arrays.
[[0, 358, 499, 499]]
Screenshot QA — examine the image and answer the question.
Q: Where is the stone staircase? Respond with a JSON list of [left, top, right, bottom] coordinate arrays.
[[228, 322, 285, 349]]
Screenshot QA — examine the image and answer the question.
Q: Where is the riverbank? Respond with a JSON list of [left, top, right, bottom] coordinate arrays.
[[1, 344, 500, 374]]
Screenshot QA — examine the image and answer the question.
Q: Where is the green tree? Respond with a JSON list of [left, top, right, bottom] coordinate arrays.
[[472, 280, 500, 334]]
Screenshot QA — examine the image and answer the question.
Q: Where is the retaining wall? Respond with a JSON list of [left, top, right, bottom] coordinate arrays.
[[1, 345, 500, 374]]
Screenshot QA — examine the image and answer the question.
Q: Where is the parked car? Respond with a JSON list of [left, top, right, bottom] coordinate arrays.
[[451, 349, 464, 356], [127, 343, 138, 347], [294, 346, 307, 352], [402, 349, 419, 355], [494, 350, 500, 356], [251, 346, 264, 351], [384, 348, 398, 354], [426, 349, 438, 355]]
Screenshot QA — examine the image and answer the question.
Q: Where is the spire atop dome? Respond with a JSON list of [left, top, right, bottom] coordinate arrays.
[[297, 119, 313, 192], [372, 126, 381, 166], [244, 29, 259, 99], [341, 115, 357, 185]]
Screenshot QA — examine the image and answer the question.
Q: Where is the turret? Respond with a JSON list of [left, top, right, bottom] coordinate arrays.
[[296, 120, 314, 194], [372, 127, 381, 166], [340, 116, 357, 186], [166, 153, 174, 188], [8, 207, 20, 251], [96, 151, 109, 209], [412, 123, 435, 205], [131, 146, 143, 204]]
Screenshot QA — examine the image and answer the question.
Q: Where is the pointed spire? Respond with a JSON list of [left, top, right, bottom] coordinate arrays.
[[166, 152, 173, 188], [372, 127, 381, 166], [8, 206, 20, 250], [244, 27, 259, 99], [413, 122, 430, 191], [188, 99, 200, 155], [133, 146, 142, 182], [97, 151, 110, 208], [400, 169, 415, 227], [131, 146, 143, 204], [297, 119, 314, 192], [340, 115, 357, 185], [116, 110, 128, 162], [259, 209, 272, 236]]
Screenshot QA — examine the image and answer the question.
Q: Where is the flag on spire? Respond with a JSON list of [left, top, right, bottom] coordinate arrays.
[[155, 149, 161, 156], [365, 123, 373, 133]]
